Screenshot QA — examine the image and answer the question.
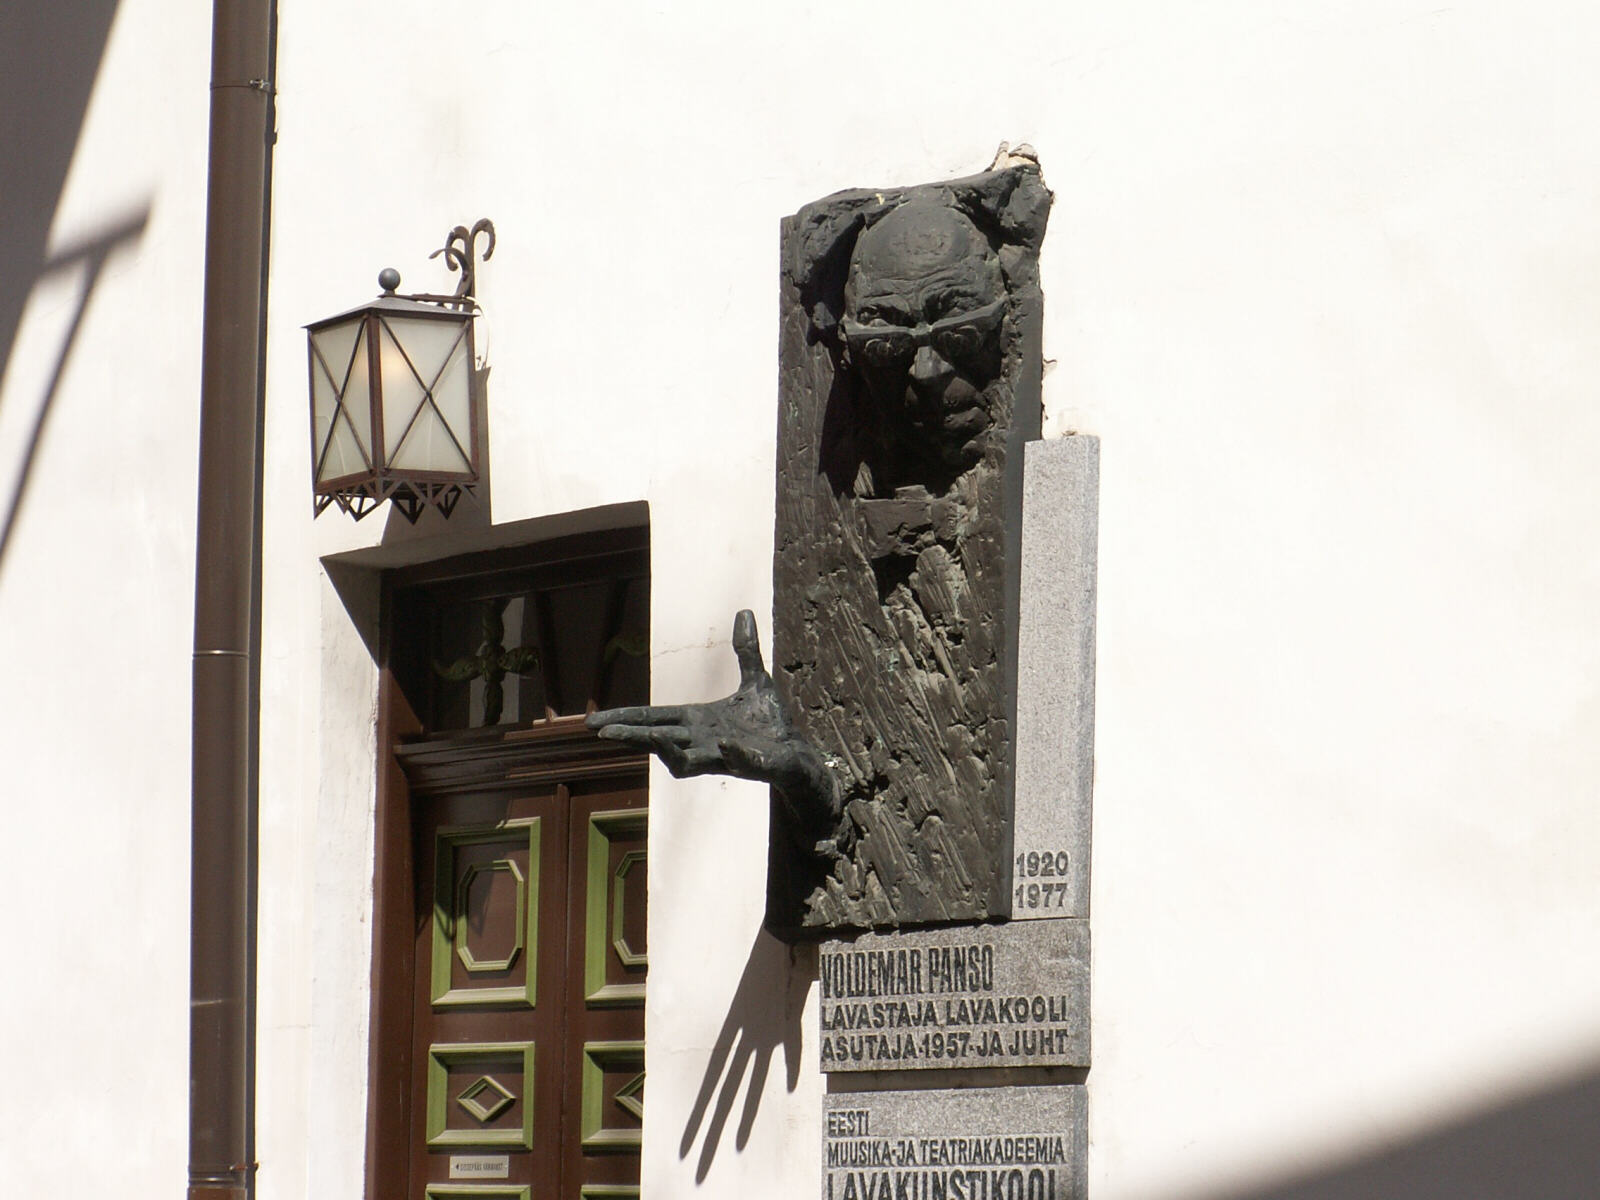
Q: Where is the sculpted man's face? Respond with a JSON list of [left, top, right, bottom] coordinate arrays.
[[843, 203, 1006, 475]]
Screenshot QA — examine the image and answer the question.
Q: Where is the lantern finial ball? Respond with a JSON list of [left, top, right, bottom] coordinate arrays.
[[377, 267, 401, 294]]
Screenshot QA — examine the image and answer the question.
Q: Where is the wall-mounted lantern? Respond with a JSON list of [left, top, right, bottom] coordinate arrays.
[[306, 219, 495, 522]]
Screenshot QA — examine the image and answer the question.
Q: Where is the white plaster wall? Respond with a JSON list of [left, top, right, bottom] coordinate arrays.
[[1061, 5, 1600, 1194], [246, 2, 1600, 1199], [0, 2, 209, 1196]]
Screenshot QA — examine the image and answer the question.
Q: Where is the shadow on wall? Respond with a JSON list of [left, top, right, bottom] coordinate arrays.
[[0, 3, 147, 575], [680, 929, 812, 1183], [1202, 1055, 1600, 1200]]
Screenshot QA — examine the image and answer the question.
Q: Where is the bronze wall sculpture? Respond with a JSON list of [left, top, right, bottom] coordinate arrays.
[[591, 162, 1051, 935], [768, 163, 1051, 930]]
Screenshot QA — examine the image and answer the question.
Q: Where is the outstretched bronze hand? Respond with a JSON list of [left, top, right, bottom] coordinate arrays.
[[585, 610, 841, 829]]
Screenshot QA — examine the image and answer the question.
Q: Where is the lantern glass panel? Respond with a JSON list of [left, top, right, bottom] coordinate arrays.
[[377, 313, 473, 473], [309, 316, 373, 483]]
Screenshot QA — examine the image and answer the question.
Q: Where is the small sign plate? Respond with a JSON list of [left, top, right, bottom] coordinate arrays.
[[819, 920, 1089, 1071], [448, 1154, 510, 1180], [824, 1086, 1086, 1200]]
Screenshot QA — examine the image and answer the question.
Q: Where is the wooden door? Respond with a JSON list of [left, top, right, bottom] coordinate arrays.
[[397, 722, 647, 1200], [367, 528, 650, 1200]]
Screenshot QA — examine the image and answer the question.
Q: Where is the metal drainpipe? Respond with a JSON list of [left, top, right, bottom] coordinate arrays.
[[190, 0, 275, 1197]]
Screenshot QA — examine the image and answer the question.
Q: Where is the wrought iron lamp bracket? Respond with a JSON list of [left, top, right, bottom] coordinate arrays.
[[428, 218, 496, 307]]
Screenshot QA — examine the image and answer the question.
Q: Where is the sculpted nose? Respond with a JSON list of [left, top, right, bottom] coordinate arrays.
[[908, 343, 953, 387]]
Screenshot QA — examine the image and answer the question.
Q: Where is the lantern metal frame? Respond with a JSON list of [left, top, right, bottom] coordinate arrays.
[[306, 219, 495, 523]]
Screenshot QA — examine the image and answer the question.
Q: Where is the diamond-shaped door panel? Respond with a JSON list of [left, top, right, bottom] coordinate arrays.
[[457, 1074, 517, 1123], [612, 1069, 644, 1121], [580, 1041, 644, 1153], [426, 1042, 535, 1148]]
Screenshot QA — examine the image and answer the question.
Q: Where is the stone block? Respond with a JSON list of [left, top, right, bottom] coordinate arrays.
[[1013, 436, 1099, 919], [819, 920, 1089, 1072], [824, 1084, 1087, 1200]]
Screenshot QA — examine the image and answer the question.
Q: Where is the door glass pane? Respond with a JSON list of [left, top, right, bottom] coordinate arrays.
[[391, 536, 650, 732]]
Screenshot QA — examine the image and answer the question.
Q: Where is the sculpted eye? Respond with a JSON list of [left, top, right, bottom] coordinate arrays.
[[931, 293, 983, 320], [864, 336, 909, 367], [858, 307, 905, 327], [938, 326, 983, 359]]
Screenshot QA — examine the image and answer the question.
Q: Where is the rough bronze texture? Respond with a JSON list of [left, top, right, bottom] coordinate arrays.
[[769, 164, 1052, 931]]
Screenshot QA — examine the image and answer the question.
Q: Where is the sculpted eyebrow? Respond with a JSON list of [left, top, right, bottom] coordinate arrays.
[[853, 298, 916, 320]]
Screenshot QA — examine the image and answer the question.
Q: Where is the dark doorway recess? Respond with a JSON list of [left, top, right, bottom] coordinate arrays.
[[366, 526, 650, 1200], [388, 527, 649, 731]]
